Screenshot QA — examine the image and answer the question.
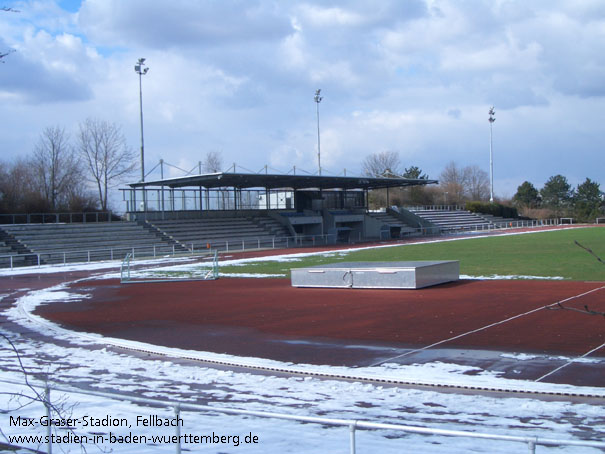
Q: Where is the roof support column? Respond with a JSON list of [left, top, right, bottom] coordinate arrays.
[[160, 159, 165, 219], [265, 188, 270, 210]]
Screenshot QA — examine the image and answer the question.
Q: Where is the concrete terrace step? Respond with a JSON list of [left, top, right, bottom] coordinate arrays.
[[169, 232, 279, 243], [409, 209, 492, 229], [8, 231, 163, 243], [151, 218, 253, 226], [369, 213, 410, 227], [0, 221, 173, 257], [18, 241, 168, 254], [150, 216, 288, 245], [151, 223, 266, 233], [2, 222, 142, 233]]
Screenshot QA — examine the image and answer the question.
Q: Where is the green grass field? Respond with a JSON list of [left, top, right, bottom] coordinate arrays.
[[218, 227, 605, 281]]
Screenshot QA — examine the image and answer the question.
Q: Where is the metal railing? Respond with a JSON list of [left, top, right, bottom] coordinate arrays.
[[0, 219, 575, 270], [3, 378, 604, 454], [438, 218, 561, 234], [0, 233, 341, 269], [0, 211, 119, 225], [405, 205, 466, 212], [120, 250, 219, 283]]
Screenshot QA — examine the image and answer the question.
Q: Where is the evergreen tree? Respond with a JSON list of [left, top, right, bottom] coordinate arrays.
[[540, 175, 572, 214], [513, 181, 540, 208], [573, 178, 602, 222]]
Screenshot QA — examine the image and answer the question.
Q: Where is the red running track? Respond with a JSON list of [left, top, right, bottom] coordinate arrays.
[[37, 278, 605, 365]]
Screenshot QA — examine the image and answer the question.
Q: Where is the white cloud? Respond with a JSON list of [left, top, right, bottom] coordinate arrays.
[[78, 0, 292, 48], [441, 38, 543, 72], [0, 28, 96, 103], [296, 4, 365, 27], [0, 0, 604, 204]]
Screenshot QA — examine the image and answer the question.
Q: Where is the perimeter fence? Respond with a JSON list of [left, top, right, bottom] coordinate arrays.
[[0, 233, 338, 270], [0, 212, 118, 224], [439, 218, 561, 234], [2, 379, 604, 454], [0, 219, 576, 270]]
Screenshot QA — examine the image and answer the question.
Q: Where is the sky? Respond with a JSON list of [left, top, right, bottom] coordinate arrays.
[[1, 0, 604, 202]]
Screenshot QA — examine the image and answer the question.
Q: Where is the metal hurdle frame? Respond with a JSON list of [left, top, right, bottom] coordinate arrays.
[[120, 250, 219, 284]]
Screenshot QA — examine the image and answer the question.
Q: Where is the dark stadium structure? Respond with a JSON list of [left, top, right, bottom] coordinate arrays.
[[121, 171, 438, 243]]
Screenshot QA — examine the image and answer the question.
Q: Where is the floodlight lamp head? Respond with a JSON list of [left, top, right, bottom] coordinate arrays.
[[135, 58, 149, 75], [314, 88, 323, 103], [488, 106, 496, 123]]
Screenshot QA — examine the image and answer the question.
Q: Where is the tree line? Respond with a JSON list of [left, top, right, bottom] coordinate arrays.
[[513, 176, 603, 221], [363, 151, 604, 221], [362, 152, 490, 207], [0, 120, 137, 214]]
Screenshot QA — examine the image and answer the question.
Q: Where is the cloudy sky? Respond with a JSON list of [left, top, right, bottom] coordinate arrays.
[[1, 0, 604, 199]]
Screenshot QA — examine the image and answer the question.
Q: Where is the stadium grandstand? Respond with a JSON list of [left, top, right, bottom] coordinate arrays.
[[0, 169, 562, 268], [121, 171, 439, 244], [0, 171, 440, 267]]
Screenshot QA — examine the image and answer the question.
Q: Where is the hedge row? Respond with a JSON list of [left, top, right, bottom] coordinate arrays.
[[465, 202, 518, 218]]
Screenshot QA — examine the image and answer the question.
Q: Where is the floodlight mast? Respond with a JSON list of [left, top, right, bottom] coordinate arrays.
[[488, 106, 496, 203], [314, 89, 323, 175], [135, 58, 149, 182]]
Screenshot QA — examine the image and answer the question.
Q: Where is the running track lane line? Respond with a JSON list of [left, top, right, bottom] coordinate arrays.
[[13, 284, 605, 399], [370, 285, 605, 367], [535, 340, 605, 382]]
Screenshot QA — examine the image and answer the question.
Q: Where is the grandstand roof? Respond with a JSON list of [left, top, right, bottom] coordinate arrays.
[[128, 172, 437, 191]]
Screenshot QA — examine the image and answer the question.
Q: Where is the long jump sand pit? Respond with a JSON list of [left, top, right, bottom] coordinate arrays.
[[35, 277, 605, 386]]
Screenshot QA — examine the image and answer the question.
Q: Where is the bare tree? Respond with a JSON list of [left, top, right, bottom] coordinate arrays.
[[0, 158, 45, 213], [1, 6, 18, 62], [465, 165, 490, 201], [77, 118, 137, 211], [439, 162, 492, 204], [439, 161, 467, 204], [0, 48, 15, 61], [201, 151, 223, 173], [200, 151, 226, 208], [362, 151, 401, 177], [0, 331, 100, 453], [31, 126, 82, 211]]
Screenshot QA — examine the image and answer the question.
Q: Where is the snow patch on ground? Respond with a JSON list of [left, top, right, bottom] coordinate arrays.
[[1, 227, 604, 453], [462, 274, 565, 280], [501, 353, 601, 364], [8, 284, 605, 398]]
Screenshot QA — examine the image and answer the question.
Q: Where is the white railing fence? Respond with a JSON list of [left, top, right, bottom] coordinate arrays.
[[0, 219, 577, 270], [2, 379, 604, 454], [0, 233, 339, 270], [0, 211, 118, 224]]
